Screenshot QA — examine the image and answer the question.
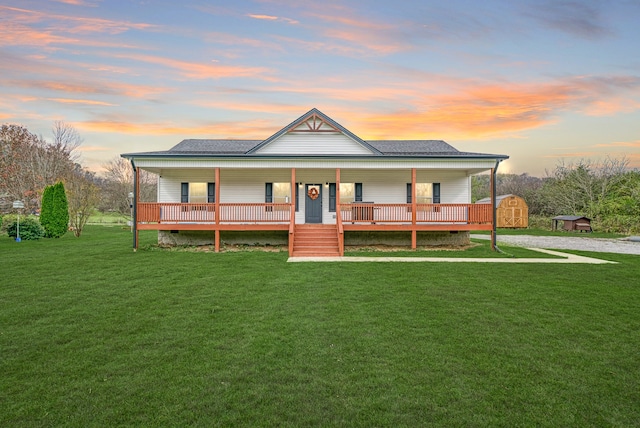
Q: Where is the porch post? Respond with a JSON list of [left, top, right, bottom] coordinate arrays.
[[215, 167, 220, 253], [336, 168, 343, 256], [490, 166, 497, 251], [289, 168, 296, 256], [133, 164, 139, 251], [411, 168, 417, 249]]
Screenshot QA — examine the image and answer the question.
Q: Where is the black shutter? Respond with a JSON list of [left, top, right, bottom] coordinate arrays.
[[181, 182, 189, 203], [355, 183, 363, 202], [207, 183, 215, 203], [433, 183, 441, 203], [406, 183, 412, 203], [329, 183, 336, 212], [265, 183, 273, 203], [295, 185, 299, 212]]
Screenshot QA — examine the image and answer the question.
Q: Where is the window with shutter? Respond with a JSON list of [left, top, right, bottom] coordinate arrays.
[[329, 183, 336, 212], [355, 183, 362, 202]]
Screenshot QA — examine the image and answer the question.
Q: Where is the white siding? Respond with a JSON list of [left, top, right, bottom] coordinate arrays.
[[158, 169, 215, 203], [255, 133, 374, 155], [156, 168, 471, 218]]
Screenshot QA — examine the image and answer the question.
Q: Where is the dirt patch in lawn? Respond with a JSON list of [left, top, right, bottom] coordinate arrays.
[[154, 242, 479, 253]]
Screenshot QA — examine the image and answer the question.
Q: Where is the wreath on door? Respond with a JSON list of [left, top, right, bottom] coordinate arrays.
[[307, 187, 319, 200]]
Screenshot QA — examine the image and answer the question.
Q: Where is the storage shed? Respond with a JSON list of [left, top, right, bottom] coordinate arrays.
[[476, 194, 528, 228], [552, 215, 592, 232]]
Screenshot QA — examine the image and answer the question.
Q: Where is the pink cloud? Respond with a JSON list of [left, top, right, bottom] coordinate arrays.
[[595, 141, 640, 148], [111, 53, 272, 80]]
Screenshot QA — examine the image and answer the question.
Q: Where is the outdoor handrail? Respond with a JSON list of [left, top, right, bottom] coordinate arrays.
[[137, 202, 492, 225], [137, 202, 291, 223], [340, 203, 492, 224]]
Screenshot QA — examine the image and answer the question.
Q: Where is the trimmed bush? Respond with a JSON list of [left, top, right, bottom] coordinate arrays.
[[41, 182, 69, 238], [5, 215, 45, 240]]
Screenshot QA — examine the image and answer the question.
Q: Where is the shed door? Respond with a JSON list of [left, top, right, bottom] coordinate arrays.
[[305, 184, 322, 223]]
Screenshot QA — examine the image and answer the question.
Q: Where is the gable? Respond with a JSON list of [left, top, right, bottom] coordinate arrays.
[[250, 108, 379, 156]]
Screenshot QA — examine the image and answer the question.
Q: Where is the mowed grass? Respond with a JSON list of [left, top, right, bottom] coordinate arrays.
[[1, 227, 639, 427]]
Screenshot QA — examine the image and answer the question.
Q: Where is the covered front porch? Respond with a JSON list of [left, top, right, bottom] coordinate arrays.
[[131, 166, 498, 255]]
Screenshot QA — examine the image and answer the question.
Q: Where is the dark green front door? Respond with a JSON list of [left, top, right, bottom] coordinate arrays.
[[305, 184, 322, 223]]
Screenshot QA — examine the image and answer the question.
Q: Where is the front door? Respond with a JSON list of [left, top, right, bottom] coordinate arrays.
[[305, 184, 322, 223]]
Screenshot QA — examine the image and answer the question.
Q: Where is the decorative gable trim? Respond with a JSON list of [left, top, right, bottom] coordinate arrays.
[[246, 108, 382, 155]]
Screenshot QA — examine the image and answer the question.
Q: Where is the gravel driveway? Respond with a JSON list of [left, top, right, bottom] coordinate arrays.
[[470, 234, 640, 255]]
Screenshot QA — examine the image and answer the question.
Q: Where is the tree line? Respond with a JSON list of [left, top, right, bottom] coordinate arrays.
[[2, 122, 638, 235], [1, 123, 155, 237], [472, 157, 640, 234]]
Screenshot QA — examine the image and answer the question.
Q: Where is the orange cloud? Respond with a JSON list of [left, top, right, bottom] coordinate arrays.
[[302, 11, 410, 55], [583, 98, 640, 116], [595, 141, 640, 148], [543, 152, 599, 159], [77, 145, 110, 152], [0, 6, 156, 51], [47, 98, 117, 106], [248, 14, 279, 20], [11, 79, 169, 99], [111, 53, 272, 80], [76, 118, 277, 138], [247, 13, 299, 24], [54, 0, 96, 5]]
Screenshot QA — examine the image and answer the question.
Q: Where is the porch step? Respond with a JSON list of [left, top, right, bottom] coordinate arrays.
[[292, 224, 340, 257]]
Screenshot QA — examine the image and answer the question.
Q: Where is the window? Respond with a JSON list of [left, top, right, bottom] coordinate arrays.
[[329, 183, 362, 212], [181, 182, 215, 203], [407, 183, 440, 203], [190, 183, 207, 203], [340, 183, 355, 203], [273, 182, 291, 203], [266, 182, 294, 211]]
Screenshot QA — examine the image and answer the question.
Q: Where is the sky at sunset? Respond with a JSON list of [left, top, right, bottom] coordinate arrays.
[[1, 0, 639, 176]]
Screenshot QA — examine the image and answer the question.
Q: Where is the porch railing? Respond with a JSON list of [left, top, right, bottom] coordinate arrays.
[[137, 203, 291, 224], [137, 202, 491, 226], [340, 203, 492, 224]]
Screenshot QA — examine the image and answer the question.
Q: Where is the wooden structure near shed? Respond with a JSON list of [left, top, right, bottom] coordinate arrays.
[[552, 215, 592, 232], [476, 194, 528, 228]]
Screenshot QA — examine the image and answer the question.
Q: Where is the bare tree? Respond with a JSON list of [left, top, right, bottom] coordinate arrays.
[[1, 124, 42, 211], [99, 157, 156, 214], [66, 167, 100, 237]]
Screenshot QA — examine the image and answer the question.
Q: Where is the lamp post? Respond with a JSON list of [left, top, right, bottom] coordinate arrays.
[[12, 200, 24, 242]]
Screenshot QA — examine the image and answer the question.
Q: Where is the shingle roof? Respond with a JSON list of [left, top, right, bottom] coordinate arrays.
[[169, 139, 260, 154], [367, 140, 457, 156], [166, 138, 491, 157]]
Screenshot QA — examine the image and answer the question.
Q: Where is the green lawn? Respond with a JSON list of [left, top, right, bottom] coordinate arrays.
[[1, 227, 639, 426]]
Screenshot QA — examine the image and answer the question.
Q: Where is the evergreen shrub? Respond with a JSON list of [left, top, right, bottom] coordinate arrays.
[[41, 182, 69, 238], [5, 215, 45, 240]]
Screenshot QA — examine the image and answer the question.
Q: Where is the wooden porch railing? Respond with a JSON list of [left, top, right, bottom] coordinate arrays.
[[340, 203, 492, 224], [137, 203, 291, 224], [137, 202, 491, 226]]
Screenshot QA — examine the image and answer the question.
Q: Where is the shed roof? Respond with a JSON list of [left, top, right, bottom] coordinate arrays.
[[475, 194, 517, 205], [552, 215, 591, 221]]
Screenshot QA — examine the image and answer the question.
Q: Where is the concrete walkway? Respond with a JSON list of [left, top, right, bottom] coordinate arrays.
[[288, 248, 616, 264]]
